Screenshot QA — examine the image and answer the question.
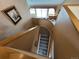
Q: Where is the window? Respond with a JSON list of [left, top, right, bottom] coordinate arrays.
[[36, 8, 47, 18], [48, 8, 55, 16], [30, 8, 35, 15], [36, 8, 41, 18], [30, 8, 55, 18], [41, 9, 48, 18]]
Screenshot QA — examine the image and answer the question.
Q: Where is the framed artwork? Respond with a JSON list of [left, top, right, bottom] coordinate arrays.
[[2, 6, 22, 25]]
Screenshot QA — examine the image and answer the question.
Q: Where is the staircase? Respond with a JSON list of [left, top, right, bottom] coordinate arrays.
[[37, 27, 50, 56]]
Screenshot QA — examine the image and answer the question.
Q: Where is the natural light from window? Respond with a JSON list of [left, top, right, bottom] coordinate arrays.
[[49, 8, 55, 16], [41, 9, 48, 18], [36, 8, 41, 18], [30, 8, 55, 18], [30, 8, 35, 15]]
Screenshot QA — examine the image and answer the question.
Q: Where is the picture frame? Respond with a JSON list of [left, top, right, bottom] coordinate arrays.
[[2, 6, 22, 25]]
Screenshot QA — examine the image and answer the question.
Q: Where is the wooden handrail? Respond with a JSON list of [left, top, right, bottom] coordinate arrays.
[[0, 26, 39, 46], [64, 5, 79, 32]]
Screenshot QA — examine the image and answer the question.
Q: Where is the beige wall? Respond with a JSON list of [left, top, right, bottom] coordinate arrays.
[[0, 0, 32, 38], [6, 27, 39, 52], [54, 7, 79, 59], [32, 18, 54, 32], [65, 0, 79, 4]]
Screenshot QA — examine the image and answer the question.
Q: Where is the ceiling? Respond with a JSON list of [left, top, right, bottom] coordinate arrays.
[[27, 0, 65, 7], [26, 0, 79, 7]]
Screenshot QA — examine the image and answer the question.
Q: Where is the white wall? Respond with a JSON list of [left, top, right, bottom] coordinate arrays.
[[0, 0, 31, 38]]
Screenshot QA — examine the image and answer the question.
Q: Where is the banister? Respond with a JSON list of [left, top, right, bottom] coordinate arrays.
[[0, 26, 39, 46]]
